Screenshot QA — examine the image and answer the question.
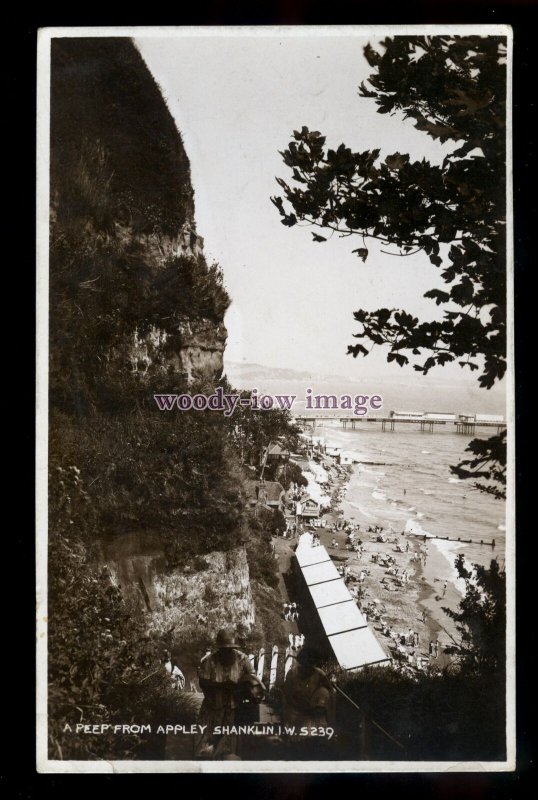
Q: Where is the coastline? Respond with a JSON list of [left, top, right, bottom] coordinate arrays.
[[305, 446, 465, 671]]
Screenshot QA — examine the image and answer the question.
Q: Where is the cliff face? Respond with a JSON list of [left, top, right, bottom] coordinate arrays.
[[99, 536, 255, 638], [50, 37, 228, 388], [129, 318, 227, 384], [49, 37, 257, 641]]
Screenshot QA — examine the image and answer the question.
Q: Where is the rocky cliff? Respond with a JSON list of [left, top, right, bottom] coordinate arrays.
[[129, 317, 227, 384], [50, 37, 228, 389], [50, 37, 258, 641], [99, 535, 255, 639]]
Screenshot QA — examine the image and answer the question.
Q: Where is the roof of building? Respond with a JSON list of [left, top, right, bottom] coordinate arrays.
[[302, 560, 341, 587], [318, 600, 368, 636], [294, 539, 390, 670], [267, 442, 290, 456], [328, 628, 390, 670], [245, 479, 285, 505], [298, 492, 320, 506], [261, 481, 285, 502], [244, 479, 259, 502], [308, 578, 351, 609], [295, 542, 332, 568]]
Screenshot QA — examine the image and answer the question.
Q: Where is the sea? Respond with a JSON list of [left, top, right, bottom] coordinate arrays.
[[315, 425, 507, 576]]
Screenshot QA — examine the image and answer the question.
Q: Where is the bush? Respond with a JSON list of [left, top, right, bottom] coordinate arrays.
[[334, 663, 506, 760], [192, 556, 209, 572], [48, 471, 198, 760]]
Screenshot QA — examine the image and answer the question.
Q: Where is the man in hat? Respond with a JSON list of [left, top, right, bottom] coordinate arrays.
[[194, 628, 261, 760]]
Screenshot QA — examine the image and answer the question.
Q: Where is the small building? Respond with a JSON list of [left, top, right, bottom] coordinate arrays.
[[296, 493, 320, 519], [390, 410, 423, 419], [258, 480, 286, 511], [261, 441, 291, 466], [244, 479, 286, 512], [458, 413, 476, 423], [475, 413, 504, 423], [423, 411, 456, 421]]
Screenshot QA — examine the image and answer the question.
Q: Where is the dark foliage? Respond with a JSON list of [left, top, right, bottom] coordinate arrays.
[[273, 36, 507, 496], [442, 555, 506, 673], [48, 466, 199, 760], [276, 460, 308, 490], [450, 430, 507, 498], [336, 664, 505, 760], [47, 37, 288, 760], [222, 382, 302, 466], [51, 38, 193, 236]]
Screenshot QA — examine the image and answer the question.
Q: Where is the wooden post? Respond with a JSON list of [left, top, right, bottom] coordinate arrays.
[[269, 645, 279, 690], [257, 647, 265, 683]]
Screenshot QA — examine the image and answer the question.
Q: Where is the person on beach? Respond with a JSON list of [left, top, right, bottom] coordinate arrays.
[[421, 609, 427, 624], [434, 640, 440, 658], [429, 641, 434, 656], [442, 580, 448, 598]]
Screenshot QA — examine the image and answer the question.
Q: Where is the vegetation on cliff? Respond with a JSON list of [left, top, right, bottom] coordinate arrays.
[[48, 37, 294, 759]]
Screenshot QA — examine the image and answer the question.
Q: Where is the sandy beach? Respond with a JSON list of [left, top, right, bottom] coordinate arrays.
[[312, 467, 464, 672]]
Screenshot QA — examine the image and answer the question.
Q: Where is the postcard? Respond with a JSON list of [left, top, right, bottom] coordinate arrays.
[[36, 24, 514, 773]]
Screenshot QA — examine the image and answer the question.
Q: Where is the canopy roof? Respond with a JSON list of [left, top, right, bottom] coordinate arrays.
[[318, 600, 368, 636], [302, 560, 340, 587], [309, 578, 351, 609], [328, 628, 390, 671], [294, 540, 391, 670], [295, 543, 332, 568]]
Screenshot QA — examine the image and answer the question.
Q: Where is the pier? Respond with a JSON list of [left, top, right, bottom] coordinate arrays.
[[293, 413, 506, 434]]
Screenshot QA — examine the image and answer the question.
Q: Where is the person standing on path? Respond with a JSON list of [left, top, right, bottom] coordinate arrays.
[[283, 647, 334, 725], [194, 629, 261, 760]]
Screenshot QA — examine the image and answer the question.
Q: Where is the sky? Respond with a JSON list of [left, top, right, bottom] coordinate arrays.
[[135, 31, 505, 412]]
